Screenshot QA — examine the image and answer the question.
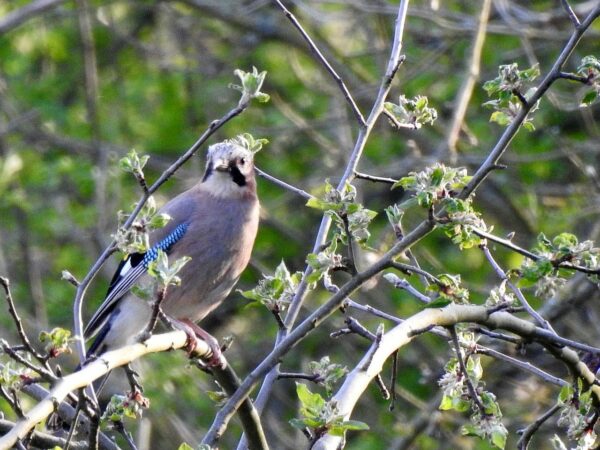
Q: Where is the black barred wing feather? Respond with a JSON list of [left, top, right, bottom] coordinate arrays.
[[84, 223, 189, 340]]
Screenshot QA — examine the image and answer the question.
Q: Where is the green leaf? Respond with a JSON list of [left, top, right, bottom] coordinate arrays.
[[149, 213, 172, 229], [581, 90, 599, 107], [177, 444, 194, 450], [492, 430, 507, 449], [490, 111, 510, 126], [306, 197, 329, 210], [558, 384, 573, 403], [522, 121, 535, 132], [296, 382, 325, 413], [439, 394, 454, 410], [430, 166, 444, 187]]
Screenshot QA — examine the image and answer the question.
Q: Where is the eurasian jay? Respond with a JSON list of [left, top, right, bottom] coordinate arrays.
[[84, 139, 260, 361]]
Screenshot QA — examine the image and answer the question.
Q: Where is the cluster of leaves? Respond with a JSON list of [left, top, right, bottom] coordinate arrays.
[[394, 164, 471, 209], [119, 149, 149, 187], [438, 333, 507, 449], [396, 163, 489, 250], [483, 63, 540, 131], [383, 95, 438, 129], [555, 381, 597, 448], [289, 382, 368, 438], [39, 327, 72, 357], [229, 66, 270, 105], [228, 133, 268, 154], [308, 181, 377, 246], [576, 55, 600, 107], [308, 356, 348, 396], [102, 390, 150, 424], [519, 233, 599, 298], [441, 197, 489, 250], [306, 181, 377, 282], [426, 273, 470, 305], [306, 242, 344, 285], [241, 260, 301, 314], [113, 196, 172, 255], [147, 250, 191, 288], [0, 361, 34, 391], [484, 281, 517, 308]]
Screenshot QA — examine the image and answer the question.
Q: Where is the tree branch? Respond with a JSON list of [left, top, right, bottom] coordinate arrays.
[[311, 303, 600, 449]]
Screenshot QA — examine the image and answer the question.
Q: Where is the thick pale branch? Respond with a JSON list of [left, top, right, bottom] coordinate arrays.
[[0, 331, 205, 449], [312, 304, 600, 449]]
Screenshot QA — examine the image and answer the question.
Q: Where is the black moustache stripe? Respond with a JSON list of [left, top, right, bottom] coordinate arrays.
[[229, 165, 246, 186]]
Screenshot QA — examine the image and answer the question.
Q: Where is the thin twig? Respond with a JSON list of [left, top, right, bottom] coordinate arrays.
[[255, 167, 314, 200], [272, 0, 366, 127], [0, 278, 46, 363], [448, 327, 485, 415], [481, 244, 554, 331], [341, 213, 358, 275], [382, 109, 417, 130], [516, 402, 562, 449], [389, 350, 398, 411], [345, 317, 377, 341], [389, 261, 440, 284], [140, 285, 167, 340], [442, 0, 491, 161], [560, 0, 581, 27], [353, 171, 398, 185], [468, 326, 521, 344], [0, 340, 56, 381], [383, 273, 431, 303], [278, 372, 322, 383], [474, 346, 567, 387], [558, 71, 591, 83]]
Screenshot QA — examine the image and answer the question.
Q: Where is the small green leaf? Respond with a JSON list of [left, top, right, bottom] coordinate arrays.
[[296, 382, 325, 412], [177, 444, 194, 450], [490, 111, 511, 126], [491, 430, 507, 449], [581, 90, 599, 107], [306, 197, 329, 210], [522, 121, 535, 132], [149, 213, 172, 229]]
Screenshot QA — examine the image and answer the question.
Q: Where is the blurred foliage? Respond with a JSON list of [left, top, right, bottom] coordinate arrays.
[[1, 1, 600, 449]]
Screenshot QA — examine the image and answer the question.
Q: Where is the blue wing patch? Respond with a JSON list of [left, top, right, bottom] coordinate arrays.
[[84, 222, 189, 340], [142, 223, 189, 267]]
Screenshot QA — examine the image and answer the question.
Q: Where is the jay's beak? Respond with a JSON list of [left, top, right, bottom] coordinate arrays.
[[213, 159, 230, 172]]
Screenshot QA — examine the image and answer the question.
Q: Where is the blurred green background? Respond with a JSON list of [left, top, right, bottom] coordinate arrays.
[[1, 1, 599, 448]]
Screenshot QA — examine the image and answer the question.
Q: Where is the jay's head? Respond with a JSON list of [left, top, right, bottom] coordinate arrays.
[[201, 141, 256, 198]]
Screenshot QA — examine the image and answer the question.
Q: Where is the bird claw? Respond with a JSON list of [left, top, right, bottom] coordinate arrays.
[[177, 319, 226, 369]]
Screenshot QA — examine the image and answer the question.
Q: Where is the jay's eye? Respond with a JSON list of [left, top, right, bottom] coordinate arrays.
[[240, 158, 246, 166]]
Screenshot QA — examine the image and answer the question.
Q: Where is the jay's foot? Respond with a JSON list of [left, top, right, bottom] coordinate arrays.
[[174, 318, 226, 369]]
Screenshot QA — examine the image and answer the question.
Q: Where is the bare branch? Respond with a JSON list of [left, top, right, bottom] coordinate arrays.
[[0, 277, 47, 364], [272, 0, 366, 127], [255, 167, 314, 200], [441, 0, 491, 160], [561, 0, 581, 27], [516, 402, 562, 450]]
